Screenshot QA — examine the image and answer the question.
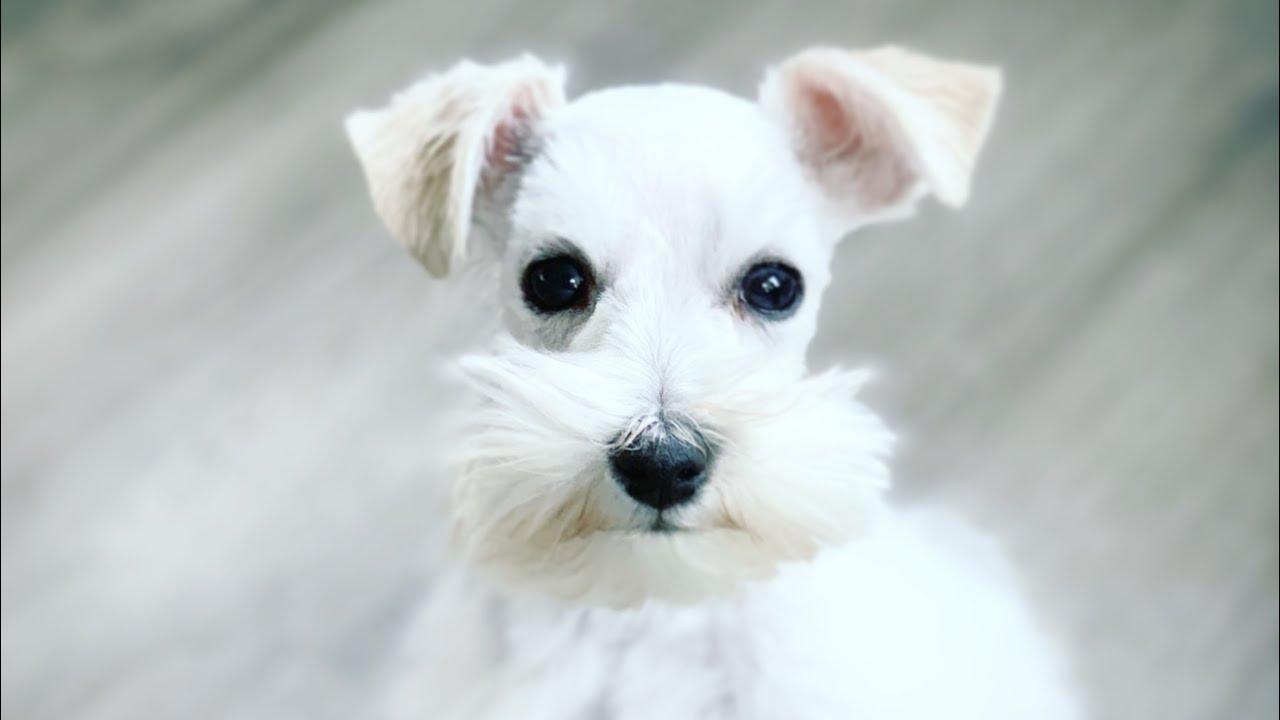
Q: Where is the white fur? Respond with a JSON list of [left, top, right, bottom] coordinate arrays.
[[386, 512, 1076, 720], [452, 341, 890, 606], [347, 46, 1077, 719]]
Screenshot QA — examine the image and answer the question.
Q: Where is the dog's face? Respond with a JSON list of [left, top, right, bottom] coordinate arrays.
[[347, 47, 1000, 607]]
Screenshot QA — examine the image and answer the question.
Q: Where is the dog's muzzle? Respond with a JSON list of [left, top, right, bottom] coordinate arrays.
[[608, 422, 714, 512]]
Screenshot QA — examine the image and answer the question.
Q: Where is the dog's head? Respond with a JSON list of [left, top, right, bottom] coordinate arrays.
[[347, 47, 1000, 607]]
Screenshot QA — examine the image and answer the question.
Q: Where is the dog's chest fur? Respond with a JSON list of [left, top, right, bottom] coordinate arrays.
[[386, 512, 1075, 720]]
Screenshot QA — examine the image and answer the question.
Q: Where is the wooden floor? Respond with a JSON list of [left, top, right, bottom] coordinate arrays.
[[2, 1, 1276, 718]]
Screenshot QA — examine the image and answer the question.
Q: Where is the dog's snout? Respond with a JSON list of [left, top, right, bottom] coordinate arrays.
[[609, 431, 711, 511]]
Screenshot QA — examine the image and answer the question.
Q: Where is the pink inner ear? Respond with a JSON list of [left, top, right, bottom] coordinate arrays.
[[484, 88, 541, 185], [485, 114, 525, 179], [799, 82, 863, 163], [781, 68, 918, 216]]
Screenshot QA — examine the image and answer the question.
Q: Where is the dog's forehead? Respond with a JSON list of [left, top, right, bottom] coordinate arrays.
[[515, 84, 820, 267], [553, 84, 780, 162]]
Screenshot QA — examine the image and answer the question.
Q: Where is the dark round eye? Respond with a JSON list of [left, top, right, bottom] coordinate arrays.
[[739, 262, 803, 318], [521, 254, 592, 313]]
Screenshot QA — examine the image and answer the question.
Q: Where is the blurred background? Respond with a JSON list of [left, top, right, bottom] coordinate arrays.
[[2, 0, 1276, 718]]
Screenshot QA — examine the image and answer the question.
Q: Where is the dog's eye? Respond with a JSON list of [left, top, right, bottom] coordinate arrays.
[[522, 254, 592, 313], [739, 262, 803, 318]]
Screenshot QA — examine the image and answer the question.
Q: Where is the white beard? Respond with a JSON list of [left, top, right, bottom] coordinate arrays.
[[447, 337, 892, 607]]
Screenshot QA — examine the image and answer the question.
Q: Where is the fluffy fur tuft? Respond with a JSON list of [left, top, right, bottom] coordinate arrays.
[[450, 337, 891, 606]]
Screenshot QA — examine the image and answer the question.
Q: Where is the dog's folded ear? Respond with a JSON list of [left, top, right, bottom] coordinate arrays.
[[759, 46, 1001, 231], [345, 56, 566, 277]]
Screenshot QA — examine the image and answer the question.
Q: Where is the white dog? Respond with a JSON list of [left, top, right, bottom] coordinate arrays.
[[346, 46, 1078, 719]]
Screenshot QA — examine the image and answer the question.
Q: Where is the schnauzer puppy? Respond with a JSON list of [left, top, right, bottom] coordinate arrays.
[[347, 46, 1078, 720]]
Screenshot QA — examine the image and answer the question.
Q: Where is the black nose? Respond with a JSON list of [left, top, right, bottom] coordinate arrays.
[[609, 432, 711, 511], [606, 425, 711, 509]]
